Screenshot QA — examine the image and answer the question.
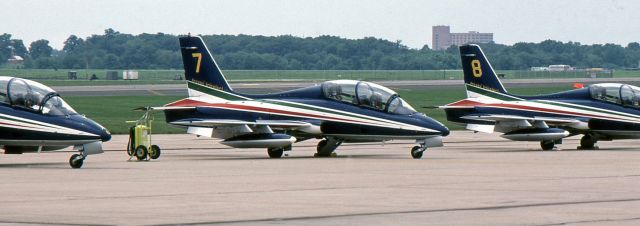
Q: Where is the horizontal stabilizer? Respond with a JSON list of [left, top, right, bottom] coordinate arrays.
[[133, 106, 196, 111]]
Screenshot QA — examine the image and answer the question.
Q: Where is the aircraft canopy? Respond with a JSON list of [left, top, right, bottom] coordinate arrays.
[[0, 76, 77, 115], [321, 80, 416, 115], [590, 83, 640, 108]]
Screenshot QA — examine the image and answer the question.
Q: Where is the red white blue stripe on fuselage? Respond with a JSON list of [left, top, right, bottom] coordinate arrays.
[[165, 98, 447, 137]]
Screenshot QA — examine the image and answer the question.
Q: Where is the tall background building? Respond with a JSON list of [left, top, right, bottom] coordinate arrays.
[[432, 25, 493, 50]]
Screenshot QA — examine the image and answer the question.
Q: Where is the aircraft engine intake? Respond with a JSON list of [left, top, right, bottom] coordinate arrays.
[[221, 133, 296, 148], [500, 128, 569, 141]]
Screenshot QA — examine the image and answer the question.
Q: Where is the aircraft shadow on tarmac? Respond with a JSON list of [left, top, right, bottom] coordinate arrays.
[[0, 162, 64, 168], [0, 162, 133, 170], [476, 146, 640, 153], [169, 153, 452, 161]]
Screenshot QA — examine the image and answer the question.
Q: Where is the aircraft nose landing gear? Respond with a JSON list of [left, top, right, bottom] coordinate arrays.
[[410, 146, 426, 159], [69, 154, 84, 168], [69, 142, 104, 168]]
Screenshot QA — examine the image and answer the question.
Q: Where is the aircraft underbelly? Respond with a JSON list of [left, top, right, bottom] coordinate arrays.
[[0, 126, 100, 146], [0, 139, 99, 146], [320, 121, 438, 139]]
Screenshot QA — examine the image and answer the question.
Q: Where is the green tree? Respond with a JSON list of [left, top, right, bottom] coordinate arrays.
[[29, 39, 53, 59]]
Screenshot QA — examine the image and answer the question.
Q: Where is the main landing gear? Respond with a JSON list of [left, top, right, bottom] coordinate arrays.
[[578, 134, 598, 150], [315, 138, 341, 157]]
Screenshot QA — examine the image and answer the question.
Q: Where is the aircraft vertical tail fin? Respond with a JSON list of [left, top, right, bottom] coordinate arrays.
[[179, 36, 238, 99], [459, 44, 508, 97]]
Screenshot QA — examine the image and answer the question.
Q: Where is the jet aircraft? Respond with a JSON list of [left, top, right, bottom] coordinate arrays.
[[0, 76, 111, 168], [443, 44, 640, 150], [152, 36, 449, 158]]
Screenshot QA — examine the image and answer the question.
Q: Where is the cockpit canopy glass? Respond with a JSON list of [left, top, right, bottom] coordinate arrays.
[[0, 76, 77, 115], [590, 83, 640, 108], [322, 80, 417, 115], [387, 97, 417, 115]]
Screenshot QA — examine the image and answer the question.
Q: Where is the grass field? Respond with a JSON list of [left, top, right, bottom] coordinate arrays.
[[65, 84, 573, 135], [65, 95, 186, 135], [3, 69, 639, 86]]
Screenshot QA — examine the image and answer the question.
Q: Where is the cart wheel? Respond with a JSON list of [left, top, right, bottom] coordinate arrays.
[[135, 146, 148, 161], [149, 145, 161, 159]]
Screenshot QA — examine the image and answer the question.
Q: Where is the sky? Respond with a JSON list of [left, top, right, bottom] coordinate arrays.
[[1, 0, 639, 49]]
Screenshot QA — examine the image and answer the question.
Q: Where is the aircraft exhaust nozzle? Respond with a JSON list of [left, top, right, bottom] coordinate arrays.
[[220, 134, 296, 148], [500, 128, 570, 141]]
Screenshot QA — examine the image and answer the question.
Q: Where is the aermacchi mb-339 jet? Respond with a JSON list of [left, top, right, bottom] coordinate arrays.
[[151, 36, 449, 158], [443, 44, 640, 150], [0, 77, 111, 168]]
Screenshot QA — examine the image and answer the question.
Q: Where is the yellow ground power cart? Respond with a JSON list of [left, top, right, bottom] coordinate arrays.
[[126, 108, 161, 161]]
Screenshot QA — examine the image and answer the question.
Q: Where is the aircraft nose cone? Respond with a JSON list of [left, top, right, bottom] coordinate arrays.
[[72, 114, 111, 142], [438, 124, 451, 136], [415, 113, 450, 136], [100, 129, 112, 142]]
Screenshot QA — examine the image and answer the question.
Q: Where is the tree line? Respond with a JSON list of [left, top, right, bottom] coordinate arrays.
[[1, 29, 639, 70]]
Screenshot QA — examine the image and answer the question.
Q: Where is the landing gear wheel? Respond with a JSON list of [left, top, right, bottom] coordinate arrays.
[[411, 146, 424, 159], [315, 138, 340, 157], [69, 154, 84, 169], [135, 146, 148, 160], [316, 139, 328, 152], [149, 145, 161, 159], [267, 148, 284, 158], [540, 140, 555, 151], [579, 135, 596, 149]]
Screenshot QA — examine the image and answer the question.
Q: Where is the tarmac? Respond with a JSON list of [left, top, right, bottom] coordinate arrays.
[[0, 131, 639, 225]]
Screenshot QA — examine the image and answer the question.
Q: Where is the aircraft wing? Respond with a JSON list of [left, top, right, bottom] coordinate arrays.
[[461, 114, 587, 133], [461, 114, 580, 124], [170, 119, 312, 128]]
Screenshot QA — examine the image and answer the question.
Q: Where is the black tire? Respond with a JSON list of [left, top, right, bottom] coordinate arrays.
[[69, 154, 83, 169], [540, 140, 555, 150], [316, 139, 328, 152], [135, 146, 148, 160], [267, 148, 284, 158], [411, 146, 423, 159], [580, 135, 596, 149], [126, 144, 134, 156], [149, 145, 161, 159], [127, 126, 136, 156]]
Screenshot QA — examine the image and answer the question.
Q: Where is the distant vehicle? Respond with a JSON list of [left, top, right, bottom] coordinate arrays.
[[531, 65, 574, 71], [150, 36, 449, 158], [442, 44, 640, 150], [548, 65, 574, 71], [0, 77, 111, 168]]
